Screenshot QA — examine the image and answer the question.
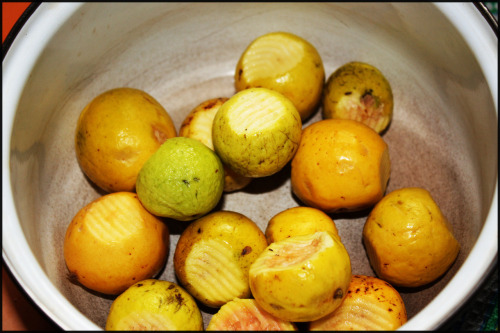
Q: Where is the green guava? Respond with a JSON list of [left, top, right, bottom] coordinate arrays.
[[212, 88, 302, 178], [136, 137, 224, 221]]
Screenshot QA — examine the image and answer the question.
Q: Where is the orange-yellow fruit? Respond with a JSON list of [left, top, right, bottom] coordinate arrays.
[[179, 97, 252, 192], [235, 31, 325, 121], [309, 275, 407, 331], [265, 206, 339, 244], [206, 298, 297, 331], [174, 211, 268, 308], [63, 192, 169, 295], [75, 87, 177, 193], [291, 119, 390, 213], [363, 187, 460, 287]]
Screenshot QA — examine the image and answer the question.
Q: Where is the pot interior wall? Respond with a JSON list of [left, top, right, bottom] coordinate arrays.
[[9, 3, 497, 329]]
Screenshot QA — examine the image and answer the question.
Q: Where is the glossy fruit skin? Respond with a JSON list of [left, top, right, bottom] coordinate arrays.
[[105, 279, 203, 331], [309, 275, 407, 331], [265, 206, 339, 244], [249, 231, 351, 322], [179, 97, 252, 192], [75, 87, 176, 193], [174, 211, 268, 308], [212, 88, 302, 178], [363, 187, 460, 287], [235, 31, 325, 121], [206, 298, 297, 331], [322, 61, 393, 134], [136, 137, 224, 221], [63, 192, 169, 295], [291, 119, 391, 213]]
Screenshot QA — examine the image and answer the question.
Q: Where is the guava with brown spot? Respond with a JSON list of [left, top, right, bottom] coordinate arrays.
[[75, 87, 177, 193], [174, 211, 268, 308], [105, 279, 203, 330]]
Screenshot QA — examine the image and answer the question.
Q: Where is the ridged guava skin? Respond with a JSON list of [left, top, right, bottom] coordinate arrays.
[[207, 298, 297, 331], [174, 211, 268, 308], [63, 192, 169, 295], [135, 137, 224, 221], [249, 231, 351, 322], [235, 31, 325, 121], [322, 61, 393, 133], [105, 279, 203, 331], [363, 187, 460, 288], [309, 275, 407, 330], [212, 88, 302, 178]]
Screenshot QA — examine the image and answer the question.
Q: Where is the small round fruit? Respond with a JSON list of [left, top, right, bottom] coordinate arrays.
[[249, 231, 351, 322], [63, 192, 169, 295], [75, 87, 176, 193], [174, 211, 268, 308], [105, 279, 203, 331], [322, 61, 393, 133], [206, 298, 297, 331], [136, 137, 224, 221], [265, 206, 340, 244], [212, 87, 302, 178], [179, 97, 252, 192], [235, 31, 325, 121], [291, 119, 391, 213], [363, 187, 460, 288], [309, 275, 407, 330]]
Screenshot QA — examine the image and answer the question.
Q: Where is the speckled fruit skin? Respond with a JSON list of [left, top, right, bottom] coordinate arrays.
[[309, 275, 407, 330], [322, 61, 393, 133], [249, 231, 352, 322], [174, 211, 268, 308], [105, 279, 203, 331], [212, 88, 302, 178], [363, 187, 460, 288], [136, 137, 224, 221], [235, 31, 325, 121]]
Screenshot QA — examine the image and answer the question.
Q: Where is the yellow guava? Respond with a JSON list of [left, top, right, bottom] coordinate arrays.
[[249, 231, 351, 322]]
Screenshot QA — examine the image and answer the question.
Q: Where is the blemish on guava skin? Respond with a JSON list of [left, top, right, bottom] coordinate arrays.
[[152, 125, 168, 144], [270, 303, 284, 310], [175, 293, 184, 304], [136, 283, 144, 288], [334, 288, 344, 299], [197, 228, 202, 234], [241, 246, 252, 256], [168, 284, 175, 290], [203, 100, 217, 110]]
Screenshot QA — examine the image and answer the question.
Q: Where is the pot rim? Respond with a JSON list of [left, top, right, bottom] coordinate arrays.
[[2, 3, 498, 330]]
